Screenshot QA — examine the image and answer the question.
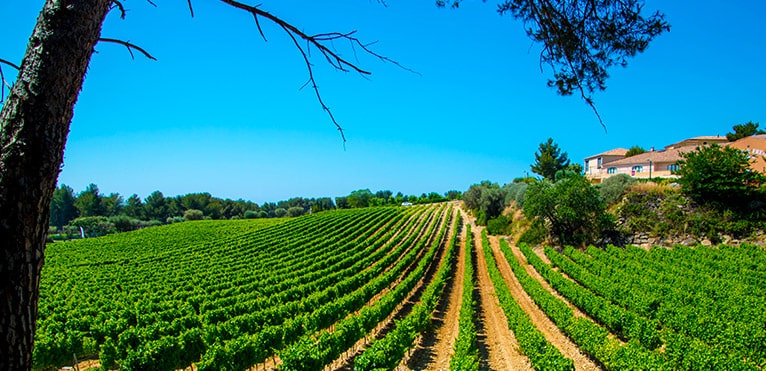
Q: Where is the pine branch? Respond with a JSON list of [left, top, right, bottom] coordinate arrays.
[[98, 38, 157, 60]]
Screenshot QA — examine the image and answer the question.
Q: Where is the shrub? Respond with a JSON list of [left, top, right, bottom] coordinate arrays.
[[243, 210, 259, 219], [166, 216, 185, 224], [677, 144, 766, 211], [138, 219, 163, 229], [273, 208, 287, 218], [183, 209, 205, 221], [486, 215, 513, 235], [597, 174, 635, 205], [109, 215, 140, 232], [517, 219, 547, 246], [287, 206, 304, 217], [503, 182, 529, 207], [68, 216, 114, 237]]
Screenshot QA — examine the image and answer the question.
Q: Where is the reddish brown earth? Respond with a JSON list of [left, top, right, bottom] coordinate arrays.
[[400, 210, 467, 370], [472, 221, 534, 371], [487, 234, 601, 371]]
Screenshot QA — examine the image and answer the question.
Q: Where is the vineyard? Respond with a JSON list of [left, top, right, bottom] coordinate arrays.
[[34, 202, 766, 371]]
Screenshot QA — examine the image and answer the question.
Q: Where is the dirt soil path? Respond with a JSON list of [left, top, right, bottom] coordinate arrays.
[[473, 222, 534, 371], [402, 213, 467, 370], [326, 206, 455, 371], [489, 236, 601, 371]]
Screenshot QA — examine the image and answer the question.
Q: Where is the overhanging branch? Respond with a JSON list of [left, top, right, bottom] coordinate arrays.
[[497, 0, 669, 131], [98, 38, 157, 61], [218, 0, 416, 144], [0, 58, 20, 70], [110, 0, 126, 19]]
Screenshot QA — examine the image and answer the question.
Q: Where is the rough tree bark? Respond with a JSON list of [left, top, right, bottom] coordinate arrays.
[[0, 0, 111, 369]]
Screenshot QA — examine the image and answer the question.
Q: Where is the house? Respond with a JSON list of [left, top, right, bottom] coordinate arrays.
[[584, 134, 766, 184], [728, 134, 766, 173], [593, 147, 688, 182], [664, 135, 727, 150], [584, 135, 725, 184], [584, 148, 629, 183]]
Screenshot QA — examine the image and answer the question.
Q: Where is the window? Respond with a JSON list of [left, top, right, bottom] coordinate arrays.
[[607, 167, 617, 174], [667, 164, 679, 173], [597, 157, 603, 169], [584, 161, 589, 172], [632, 165, 643, 173]]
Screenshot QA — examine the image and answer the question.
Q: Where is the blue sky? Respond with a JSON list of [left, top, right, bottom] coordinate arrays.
[[2, 1, 764, 203]]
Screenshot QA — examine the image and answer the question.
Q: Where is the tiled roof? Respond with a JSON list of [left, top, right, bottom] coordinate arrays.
[[604, 147, 688, 167], [585, 148, 628, 159], [689, 135, 726, 140], [665, 135, 728, 149]]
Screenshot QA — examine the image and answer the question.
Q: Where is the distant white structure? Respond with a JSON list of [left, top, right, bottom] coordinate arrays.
[[401, 202, 413, 207]]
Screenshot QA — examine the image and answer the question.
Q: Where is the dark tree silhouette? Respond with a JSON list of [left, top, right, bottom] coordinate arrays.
[[726, 121, 764, 142], [531, 137, 571, 180], [441, 0, 669, 128], [0, 1, 667, 369]]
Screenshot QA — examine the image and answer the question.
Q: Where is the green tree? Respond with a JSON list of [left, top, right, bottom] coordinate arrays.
[[287, 206, 305, 217], [374, 190, 393, 203], [444, 190, 462, 200], [274, 208, 288, 218], [49, 185, 78, 231], [180, 193, 212, 212], [503, 182, 529, 207], [726, 121, 764, 141], [335, 197, 349, 209], [463, 181, 507, 225], [531, 138, 570, 180], [74, 183, 104, 217], [347, 189, 374, 208], [554, 163, 584, 181], [0, 1, 668, 367], [523, 174, 613, 246], [312, 197, 335, 212], [676, 144, 765, 210], [204, 200, 224, 219], [123, 194, 145, 220], [183, 209, 205, 221], [144, 190, 168, 221], [625, 145, 646, 157], [101, 192, 124, 217]]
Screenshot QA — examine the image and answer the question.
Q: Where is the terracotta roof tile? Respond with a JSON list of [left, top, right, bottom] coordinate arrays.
[[585, 148, 628, 159], [604, 147, 688, 166]]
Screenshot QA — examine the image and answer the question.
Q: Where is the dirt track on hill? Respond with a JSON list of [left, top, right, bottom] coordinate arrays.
[[488, 235, 601, 371], [473, 221, 534, 371]]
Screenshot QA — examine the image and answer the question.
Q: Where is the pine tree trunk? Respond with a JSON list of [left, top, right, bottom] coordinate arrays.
[[0, 1, 111, 369]]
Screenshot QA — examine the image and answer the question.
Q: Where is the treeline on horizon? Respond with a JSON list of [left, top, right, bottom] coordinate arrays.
[[49, 184, 462, 238]]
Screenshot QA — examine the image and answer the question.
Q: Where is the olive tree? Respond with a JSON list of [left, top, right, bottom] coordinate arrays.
[[523, 174, 613, 246]]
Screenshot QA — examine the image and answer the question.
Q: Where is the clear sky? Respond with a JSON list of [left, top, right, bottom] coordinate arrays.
[[2, 1, 764, 204]]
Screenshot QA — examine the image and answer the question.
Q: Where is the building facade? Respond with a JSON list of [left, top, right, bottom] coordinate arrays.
[[585, 134, 766, 184]]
